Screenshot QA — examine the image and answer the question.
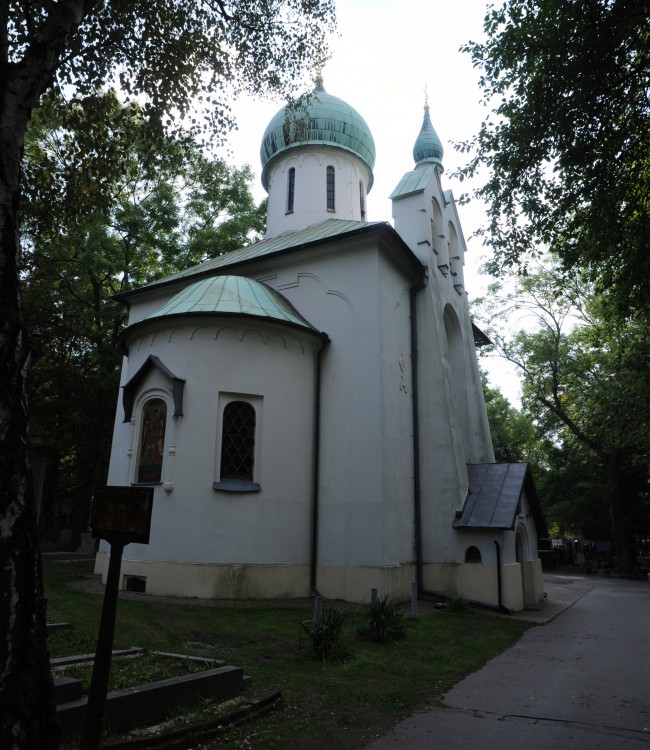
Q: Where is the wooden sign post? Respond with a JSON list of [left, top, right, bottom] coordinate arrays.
[[79, 486, 153, 750]]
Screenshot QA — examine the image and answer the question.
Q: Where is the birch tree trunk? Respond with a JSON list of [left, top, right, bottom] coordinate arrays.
[[0, 87, 59, 750], [1, 5, 91, 744]]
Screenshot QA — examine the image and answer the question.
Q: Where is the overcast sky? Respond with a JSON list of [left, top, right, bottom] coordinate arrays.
[[220, 0, 522, 403]]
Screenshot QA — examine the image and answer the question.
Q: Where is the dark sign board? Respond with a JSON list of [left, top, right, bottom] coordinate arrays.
[[92, 486, 154, 544]]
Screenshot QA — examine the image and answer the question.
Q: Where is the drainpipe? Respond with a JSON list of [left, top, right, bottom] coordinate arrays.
[[409, 269, 428, 592], [310, 338, 328, 596], [494, 540, 513, 614]]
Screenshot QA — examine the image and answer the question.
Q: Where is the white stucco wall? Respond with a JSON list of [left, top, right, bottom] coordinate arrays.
[[265, 147, 371, 238], [101, 233, 423, 601], [103, 315, 322, 598], [257, 238, 417, 579], [391, 157, 497, 573]]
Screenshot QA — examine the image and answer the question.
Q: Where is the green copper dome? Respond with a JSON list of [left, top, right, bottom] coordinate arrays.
[[413, 103, 444, 171], [260, 78, 376, 191], [122, 275, 324, 349]]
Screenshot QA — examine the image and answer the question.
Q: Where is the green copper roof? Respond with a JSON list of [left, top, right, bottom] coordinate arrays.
[[119, 219, 423, 304], [390, 162, 438, 201], [260, 79, 375, 190], [134, 275, 321, 333], [413, 104, 443, 170], [145, 219, 385, 289]]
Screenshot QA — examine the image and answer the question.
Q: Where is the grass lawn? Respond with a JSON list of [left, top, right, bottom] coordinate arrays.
[[45, 559, 531, 749]]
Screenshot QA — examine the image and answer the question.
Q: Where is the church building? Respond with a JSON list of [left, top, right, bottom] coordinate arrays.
[[95, 77, 546, 612]]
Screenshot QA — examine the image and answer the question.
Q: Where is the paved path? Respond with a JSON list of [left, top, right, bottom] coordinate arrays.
[[365, 573, 650, 749]]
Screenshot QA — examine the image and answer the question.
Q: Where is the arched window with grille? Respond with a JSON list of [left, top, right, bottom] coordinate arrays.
[[214, 400, 261, 492], [136, 397, 167, 483], [465, 546, 482, 564], [326, 166, 335, 211]]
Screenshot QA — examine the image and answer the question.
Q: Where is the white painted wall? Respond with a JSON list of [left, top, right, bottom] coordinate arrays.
[[265, 146, 372, 238], [104, 316, 321, 597], [256, 239, 416, 576]]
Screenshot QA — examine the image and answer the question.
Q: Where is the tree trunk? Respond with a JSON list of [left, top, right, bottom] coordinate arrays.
[[1, 81, 58, 750], [605, 450, 636, 576]]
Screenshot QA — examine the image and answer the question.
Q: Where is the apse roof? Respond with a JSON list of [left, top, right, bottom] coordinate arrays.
[[453, 463, 546, 534], [120, 275, 326, 351]]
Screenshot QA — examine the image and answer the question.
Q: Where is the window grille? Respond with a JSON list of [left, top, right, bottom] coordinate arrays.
[[326, 166, 335, 210], [287, 168, 295, 213], [220, 401, 256, 481]]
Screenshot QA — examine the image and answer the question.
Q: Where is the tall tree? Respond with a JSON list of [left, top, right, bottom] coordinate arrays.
[[476, 263, 649, 574], [0, 4, 334, 747], [21, 89, 265, 539], [481, 371, 539, 464], [459, 0, 650, 314]]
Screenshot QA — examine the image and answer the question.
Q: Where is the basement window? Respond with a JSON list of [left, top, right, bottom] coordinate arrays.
[[124, 576, 146, 593]]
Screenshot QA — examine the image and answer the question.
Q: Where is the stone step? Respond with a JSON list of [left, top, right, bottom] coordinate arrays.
[[56, 664, 245, 739], [53, 676, 83, 705]]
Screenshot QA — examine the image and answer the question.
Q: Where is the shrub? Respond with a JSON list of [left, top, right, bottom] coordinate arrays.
[[357, 596, 408, 643], [299, 605, 352, 662]]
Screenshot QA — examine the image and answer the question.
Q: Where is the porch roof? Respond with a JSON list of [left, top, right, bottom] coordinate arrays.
[[454, 463, 547, 535]]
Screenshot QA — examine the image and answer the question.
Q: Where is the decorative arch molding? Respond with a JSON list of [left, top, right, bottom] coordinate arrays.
[[278, 272, 353, 311], [139, 322, 310, 353], [122, 355, 185, 423], [516, 523, 530, 562], [443, 303, 470, 451], [240, 328, 266, 345]]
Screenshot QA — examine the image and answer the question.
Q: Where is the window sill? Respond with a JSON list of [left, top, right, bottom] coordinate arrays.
[[131, 481, 163, 486], [212, 480, 261, 493]]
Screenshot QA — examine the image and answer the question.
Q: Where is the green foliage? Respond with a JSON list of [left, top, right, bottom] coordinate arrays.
[[444, 598, 471, 615], [474, 261, 649, 572], [20, 89, 266, 534], [534, 442, 611, 540], [7, 1, 335, 142], [481, 371, 538, 464], [299, 605, 352, 663], [357, 596, 408, 643], [459, 0, 650, 314]]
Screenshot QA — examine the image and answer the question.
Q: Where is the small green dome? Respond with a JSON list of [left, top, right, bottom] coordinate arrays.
[[125, 276, 323, 341], [260, 78, 376, 190], [413, 103, 444, 171]]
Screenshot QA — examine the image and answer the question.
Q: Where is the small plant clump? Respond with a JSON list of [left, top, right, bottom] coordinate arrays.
[[299, 605, 352, 662], [444, 597, 471, 614], [357, 596, 408, 643]]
